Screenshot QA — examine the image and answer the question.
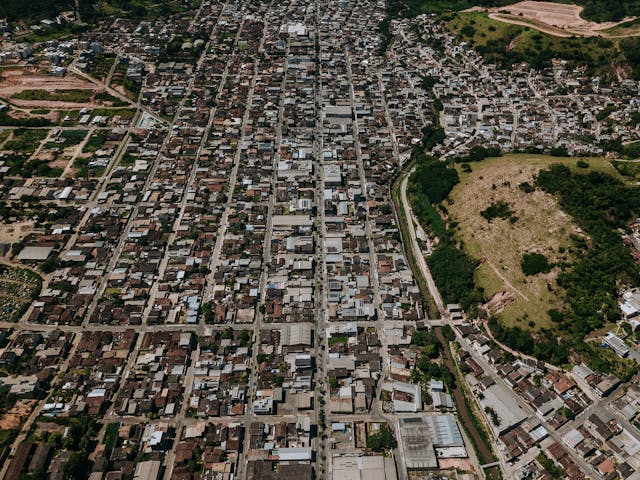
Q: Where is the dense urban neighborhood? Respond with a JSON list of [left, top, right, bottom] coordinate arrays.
[[1, 1, 640, 480]]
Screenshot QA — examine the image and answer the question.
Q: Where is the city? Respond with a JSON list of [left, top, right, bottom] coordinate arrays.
[[0, 1, 640, 480]]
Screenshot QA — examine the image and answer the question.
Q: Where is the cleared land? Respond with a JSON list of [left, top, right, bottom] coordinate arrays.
[[488, 1, 640, 38], [0, 400, 35, 431], [448, 154, 620, 330], [0, 69, 124, 109], [0, 220, 34, 245]]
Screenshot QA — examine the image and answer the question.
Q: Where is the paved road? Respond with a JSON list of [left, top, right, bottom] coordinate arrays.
[[398, 164, 445, 315], [456, 333, 599, 478], [344, 48, 408, 480]]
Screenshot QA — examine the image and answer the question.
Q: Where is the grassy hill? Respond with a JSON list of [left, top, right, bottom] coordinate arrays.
[[401, 0, 640, 22], [409, 149, 640, 369], [448, 155, 619, 331], [447, 11, 640, 78]]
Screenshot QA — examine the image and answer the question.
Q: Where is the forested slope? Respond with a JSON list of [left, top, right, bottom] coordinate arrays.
[[0, 0, 198, 23]]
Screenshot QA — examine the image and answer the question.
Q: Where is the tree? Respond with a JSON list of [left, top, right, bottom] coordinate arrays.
[[40, 254, 59, 273], [239, 330, 251, 346], [521, 253, 552, 276], [484, 406, 501, 426], [441, 324, 455, 342], [201, 302, 214, 324], [367, 426, 397, 452], [411, 155, 459, 203], [221, 327, 234, 340]]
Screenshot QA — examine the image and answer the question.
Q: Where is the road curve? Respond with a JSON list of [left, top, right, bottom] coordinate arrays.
[[399, 165, 446, 315]]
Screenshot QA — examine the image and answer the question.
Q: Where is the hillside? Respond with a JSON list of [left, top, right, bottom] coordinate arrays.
[[402, 0, 640, 22], [447, 10, 640, 78], [447, 155, 619, 331], [408, 152, 640, 368], [0, 0, 72, 22], [0, 0, 200, 23]]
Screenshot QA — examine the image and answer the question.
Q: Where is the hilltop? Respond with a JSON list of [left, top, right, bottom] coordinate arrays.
[[447, 154, 619, 331], [401, 0, 640, 22]]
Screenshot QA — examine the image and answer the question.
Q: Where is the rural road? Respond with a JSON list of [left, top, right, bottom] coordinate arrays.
[[399, 165, 446, 315]]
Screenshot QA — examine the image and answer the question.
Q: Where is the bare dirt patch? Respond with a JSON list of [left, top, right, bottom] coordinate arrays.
[[33, 421, 67, 437], [488, 13, 574, 37], [438, 457, 475, 471], [48, 157, 71, 170], [9, 108, 59, 122], [489, 1, 640, 37], [0, 68, 104, 108], [0, 220, 34, 245], [485, 290, 517, 316], [0, 399, 36, 430]]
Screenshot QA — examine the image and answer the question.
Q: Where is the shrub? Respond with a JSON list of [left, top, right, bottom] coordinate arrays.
[[521, 253, 552, 276]]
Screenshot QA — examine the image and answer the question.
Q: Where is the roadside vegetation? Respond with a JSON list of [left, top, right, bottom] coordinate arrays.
[[410, 147, 640, 369], [0, 110, 52, 128], [408, 152, 484, 315]]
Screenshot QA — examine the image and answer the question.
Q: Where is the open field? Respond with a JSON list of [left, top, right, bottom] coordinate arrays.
[[448, 154, 620, 330], [488, 1, 640, 38], [0, 220, 34, 245], [2, 128, 48, 154], [13, 89, 95, 103], [0, 400, 35, 431], [0, 68, 98, 97], [0, 69, 127, 109]]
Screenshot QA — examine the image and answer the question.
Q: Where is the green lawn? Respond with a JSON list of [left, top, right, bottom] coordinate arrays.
[[88, 54, 117, 81], [57, 129, 89, 148], [0, 129, 11, 147], [91, 107, 136, 119], [329, 334, 348, 346], [612, 160, 640, 181]]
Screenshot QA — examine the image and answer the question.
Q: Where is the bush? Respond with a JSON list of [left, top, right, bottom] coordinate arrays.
[[480, 201, 516, 222], [461, 25, 476, 37], [519, 181, 535, 193], [576, 159, 589, 168], [521, 253, 552, 276]]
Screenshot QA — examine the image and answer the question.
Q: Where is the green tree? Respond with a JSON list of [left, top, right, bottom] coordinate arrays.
[[367, 426, 397, 452]]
